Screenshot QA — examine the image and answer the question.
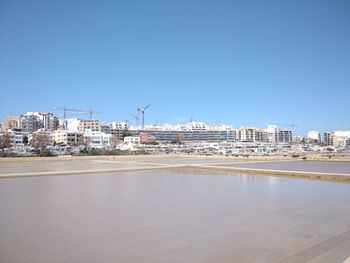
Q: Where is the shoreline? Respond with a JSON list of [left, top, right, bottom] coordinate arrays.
[[1, 156, 349, 183], [1, 153, 350, 163]]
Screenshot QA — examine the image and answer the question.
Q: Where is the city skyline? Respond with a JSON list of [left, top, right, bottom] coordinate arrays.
[[1, 0, 349, 134], [2, 109, 350, 138]]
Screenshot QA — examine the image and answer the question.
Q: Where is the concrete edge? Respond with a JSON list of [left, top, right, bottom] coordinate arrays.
[[0, 165, 188, 179]]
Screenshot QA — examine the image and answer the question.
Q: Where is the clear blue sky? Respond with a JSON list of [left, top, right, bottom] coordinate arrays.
[[0, 0, 349, 134]]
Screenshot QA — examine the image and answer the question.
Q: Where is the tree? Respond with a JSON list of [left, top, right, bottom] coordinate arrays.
[[30, 132, 50, 153], [77, 136, 91, 150], [23, 135, 28, 145], [110, 135, 122, 149], [0, 133, 12, 151]]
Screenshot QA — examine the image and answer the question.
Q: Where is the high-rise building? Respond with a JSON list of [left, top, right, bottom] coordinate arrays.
[[20, 114, 42, 133], [266, 125, 278, 143], [20, 112, 59, 133], [323, 132, 334, 146], [41, 113, 59, 131], [277, 129, 293, 143], [266, 125, 292, 143], [237, 128, 268, 142]]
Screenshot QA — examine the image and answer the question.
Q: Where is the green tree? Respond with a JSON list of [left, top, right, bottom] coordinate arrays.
[[23, 135, 28, 145]]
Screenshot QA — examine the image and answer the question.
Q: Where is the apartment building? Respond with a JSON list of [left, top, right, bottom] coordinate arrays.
[[237, 128, 268, 143], [333, 131, 350, 147], [323, 132, 334, 146], [20, 114, 42, 133], [20, 112, 59, 133], [52, 130, 82, 145], [83, 129, 111, 148], [266, 125, 293, 143], [6, 128, 28, 146], [110, 122, 131, 140], [2, 116, 20, 130], [41, 113, 59, 130], [78, 120, 101, 133], [277, 129, 293, 143]]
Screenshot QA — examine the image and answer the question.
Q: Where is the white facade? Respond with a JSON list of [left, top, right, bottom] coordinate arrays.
[[124, 136, 140, 144], [52, 130, 82, 145], [110, 121, 129, 130], [66, 118, 80, 132], [265, 125, 292, 143], [333, 131, 350, 147], [308, 131, 321, 142], [334, 131, 350, 138], [266, 125, 278, 143], [8, 129, 27, 146], [83, 129, 112, 148]]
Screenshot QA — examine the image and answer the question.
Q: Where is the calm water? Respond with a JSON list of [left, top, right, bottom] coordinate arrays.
[[1, 169, 350, 263], [215, 161, 350, 174]]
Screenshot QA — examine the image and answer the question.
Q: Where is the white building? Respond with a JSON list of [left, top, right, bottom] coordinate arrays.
[[334, 131, 350, 147], [6, 128, 28, 147], [307, 131, 321, 142], [266, 125, 278, 143], [83, 129, 112, 148], [110, 121, 130, 130], [20, 112, 58, 132], [237, 128, 268, 142], [52, 130, 82, 145], [266, 125, 293, 143], [66, 118, 80, 132], [124, 136, 140, 144]]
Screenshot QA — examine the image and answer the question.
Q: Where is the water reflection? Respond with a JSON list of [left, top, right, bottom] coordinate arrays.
[[1, 169, 350, 263]]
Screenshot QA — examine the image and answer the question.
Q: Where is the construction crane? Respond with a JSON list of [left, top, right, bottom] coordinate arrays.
[[51, 107, 100, 129], [137, 104, 151, 129], [272, 123, 298, 129], [130, 114, 139, 127]]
